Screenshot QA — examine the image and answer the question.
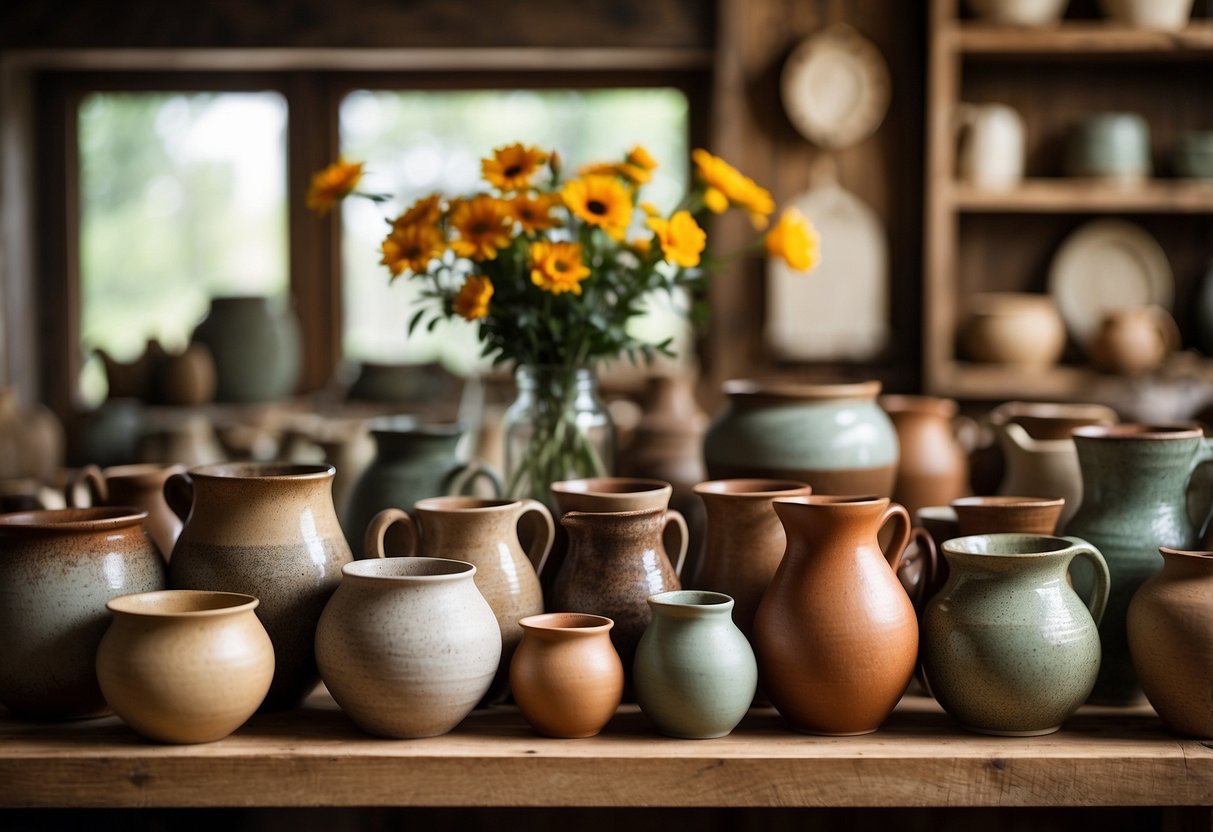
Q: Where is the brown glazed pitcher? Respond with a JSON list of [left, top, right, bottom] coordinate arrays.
[[363, 496, 554, 701], [551, 507, 682, 684], [753, 495, 920, 735], [66, 463, 186, 559], [165, 463, 352, 711]]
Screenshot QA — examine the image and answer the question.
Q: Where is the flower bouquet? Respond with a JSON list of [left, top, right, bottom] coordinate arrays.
[[309, 144, 818, 502]]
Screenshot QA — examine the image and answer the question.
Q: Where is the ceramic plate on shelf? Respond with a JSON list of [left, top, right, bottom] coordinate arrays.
[[780, 24, 891, 150], [1047, 219, 1173, 348]]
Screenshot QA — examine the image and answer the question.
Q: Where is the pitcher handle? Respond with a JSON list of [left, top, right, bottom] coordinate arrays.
[[1188, 437, 1213, 542], [444, 460, 503, 499], [66, 464, 107, 508], [878, 501, 913, 574], [517, 499, 555, 575], [164, 472, 194, 523], [662, 509, 690, 578], [1064, 537, 1110, 626], [901, 527, 939, 612], [363, 508, 418, 559]]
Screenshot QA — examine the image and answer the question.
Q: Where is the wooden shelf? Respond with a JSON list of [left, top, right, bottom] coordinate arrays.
[[951, 179, 1213, 214], [952, 21, 1213, 58], [930, 362, 1127, 402], [0, 691, 1209, 810]]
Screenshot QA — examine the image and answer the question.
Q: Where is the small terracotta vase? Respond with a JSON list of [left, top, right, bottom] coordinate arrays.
[[96, 590, 274, 744], [552, 507, 682, 684], [880, 395, 970, 519], [634, 591, 757, 739], [362, 497, 553, 701], [510, 612, 623, 738], [156, 343, 217, 405], [0, 508, 166, 719], [315, 557, 501, 738], [689, 479, 813, 640], [1089, 306, 1180, 376], [752, 496, 919, 735], [1128, 548, 1213, 738], [166, 463, 352, 710], [66, 463, 186, 560], [951, 495, 1065, 537]]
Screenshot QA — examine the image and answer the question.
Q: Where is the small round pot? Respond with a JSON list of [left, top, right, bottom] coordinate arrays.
[[962, 293, 1066, 370], [96, 590, 274, 744]]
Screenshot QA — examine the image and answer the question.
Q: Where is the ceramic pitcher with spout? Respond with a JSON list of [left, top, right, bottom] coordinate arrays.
[[1066, 424, 1213, 706]]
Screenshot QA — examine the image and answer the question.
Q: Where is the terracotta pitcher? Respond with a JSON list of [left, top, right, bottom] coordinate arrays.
[[752, 496, 919, 735], [551, 507, 682, 683], [362, 496, 553, 701], [880, 395, 971, 518], [1067, 424, 1213, 705], [165, 463, 352, 710], [66, 463, 186, 559]]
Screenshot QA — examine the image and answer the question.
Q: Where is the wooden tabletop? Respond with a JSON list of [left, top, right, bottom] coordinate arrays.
[[2, 692, 1210, 809]]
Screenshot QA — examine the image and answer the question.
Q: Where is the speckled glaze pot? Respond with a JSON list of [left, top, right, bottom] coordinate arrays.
[[66, 463, 186, 560], [753, 496, 919, 735], [689, 479, 813, 640], [1128, 548, 1213, 738], [315, 557, 501, 738], [1066, 424, 1213, 706], [165, 463, 352, 711], [96, 590, 274, 744], [362, 496, 553, 701], [923, 534, 1109, 736], [510, 612, 623, 738], [634, 591, 757, 739], [551, 507, 682, 685], [951, 496, 1065, 537], [0, 508, 166, 719], [704, 380, 899, 497]]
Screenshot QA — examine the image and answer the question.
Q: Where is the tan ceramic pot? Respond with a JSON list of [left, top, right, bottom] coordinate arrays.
[[96, 590, 274, 743], [315, 557, 501, 738], [0, 508, 166, 719], [166, 463, 352, 710], [510, 612, 623, 738], [880, 395, 970, 518], [962, 293, 1066, 369], [952, 495, 1065, 537], [66, 463, 186, 560], [689, 479, 813, 640], [753, 496, 919, 735], [364, 496, 553, 701], [1089, 306, 1179, 376], [1128, 548, 1213, 737]]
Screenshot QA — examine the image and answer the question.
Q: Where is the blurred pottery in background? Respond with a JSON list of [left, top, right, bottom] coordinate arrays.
[[191, 295, 301, 404], [966, 0, 1069, 25], [0, 387, 65, 483], [952, 495, 1065, 537], [1175, 132, 1213, 180], [157, 343, 217, 406], [1088, 306, 1179, 376], [962, 293, 1066, 370], [956, 102, 1025, 190], [881, 395, 971, 518], [1099, 0, 1194, 30], [1067, 113, 1152, 183], [66, 463, 185, 559]]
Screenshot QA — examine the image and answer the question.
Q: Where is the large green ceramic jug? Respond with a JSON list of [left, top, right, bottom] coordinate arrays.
[[1066, 424, 1213, 706]]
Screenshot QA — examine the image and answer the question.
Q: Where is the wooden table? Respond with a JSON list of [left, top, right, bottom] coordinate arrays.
[[2, 692, 1211, 810]]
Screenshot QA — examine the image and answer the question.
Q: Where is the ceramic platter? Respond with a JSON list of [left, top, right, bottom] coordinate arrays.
[[1047, 219, 1173, 347], [780, 24, 891, 150]]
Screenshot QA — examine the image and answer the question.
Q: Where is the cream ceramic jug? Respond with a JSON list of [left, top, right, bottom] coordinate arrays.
[[957, 103, 1025, 191]]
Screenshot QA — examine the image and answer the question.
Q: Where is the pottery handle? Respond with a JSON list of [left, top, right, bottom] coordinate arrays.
[[902, 527, 940, 613], [66, 464, 107, 508], [1188, 437, 1213, 542], [445, 459, 503, 499], [163, 472, 194, 523], [663, 509, 690, 578], [363, 508, 418, 559], [878, 502, 913, 575], [516, 499, 555, 576], [1064, 537, 1110, 626]]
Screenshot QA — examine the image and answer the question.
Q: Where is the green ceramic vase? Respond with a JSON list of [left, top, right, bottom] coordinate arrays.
[[190, 296, 301, 404], [633, 590, 757, 739]]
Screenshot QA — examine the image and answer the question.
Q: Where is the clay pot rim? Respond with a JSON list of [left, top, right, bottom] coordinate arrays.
[[90, 463, 186, 482], [413, 496, 525, 513], [879, 394, 958, 418], [722, 378, 881, 403], [187, 463, 336, 481], [364, 415, 465, 438], [107, 589, 259, 618], [952, 496, 1066, 509], [519, 612, 614, 633], [560, 506, 667, 523], [343, 555, 476, 582], [774, 494, 885, 509], [942, 533, 1078, 558], [648, 590, 734, 610], [551, 477, 673, 497], [1159, 547, 1213, 561], [1072, 422, 1204, 441], [916, 505, 959, 523], [693, 478, 813, 498], [0, 506, 149, 532]]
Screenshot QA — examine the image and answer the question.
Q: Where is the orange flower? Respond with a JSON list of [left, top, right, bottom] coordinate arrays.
[[482, 144, 548, 191], [392, 193, 443, 229], [306, 159, 363, 215], [646, 211, 706, 268], [380, 223, 445, 278], [561, 175, 632, 240], [509, 193, 559, 234], [530, 240, 591, 295], [453, 274, 494, 320], [765, 208, 820, 272], [449, 195, 513, 261], [692, 148, 775, 229]]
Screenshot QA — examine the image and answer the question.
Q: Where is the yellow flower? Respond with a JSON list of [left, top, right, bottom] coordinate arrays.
[[509, 193, 559, 234], [530, 240, 591, 295], [306, 159, 363, 215], [638, 201, 660, 217], [630, 236, 652, 256], [646, 210, 706, 268], [627, 145, 658, 173], [578, 161, 620, 178], [561, 175, 632, 240], [449, 195, 513, 261], [765, 208, 820, 273], [482, 144, 547, 191], [392, 193, 443, 229], [380, 223, 445, 278], [453, 274, 494, 321], [692, 148, 775, 228]]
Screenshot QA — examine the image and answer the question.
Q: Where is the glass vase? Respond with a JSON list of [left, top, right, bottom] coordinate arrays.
[[503, 365, 616, 504]]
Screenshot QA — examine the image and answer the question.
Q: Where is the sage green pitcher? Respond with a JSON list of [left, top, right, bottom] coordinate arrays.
[[1066, 424, 1213, 705]]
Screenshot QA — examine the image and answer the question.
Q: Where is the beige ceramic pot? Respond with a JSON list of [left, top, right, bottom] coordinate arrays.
[[510, 612, 623, 738], [66, 463, 186, 560], [962, 293, 1066, 369], [315, 557, 501, 738], [166, 463, 352, 710], [96, 590, 274, 744], [0, 508, 166, 719], [952, 496, 1066, 536]]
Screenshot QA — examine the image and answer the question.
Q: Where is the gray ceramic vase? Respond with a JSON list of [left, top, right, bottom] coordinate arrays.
[[190, 295, 301, 404]]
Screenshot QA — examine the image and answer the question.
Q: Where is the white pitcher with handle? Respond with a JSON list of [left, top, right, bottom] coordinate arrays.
[[957, 103, 1026, 191]]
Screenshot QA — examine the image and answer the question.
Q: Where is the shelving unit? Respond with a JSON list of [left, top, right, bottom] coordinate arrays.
[[923, 0, 1213, 403]]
